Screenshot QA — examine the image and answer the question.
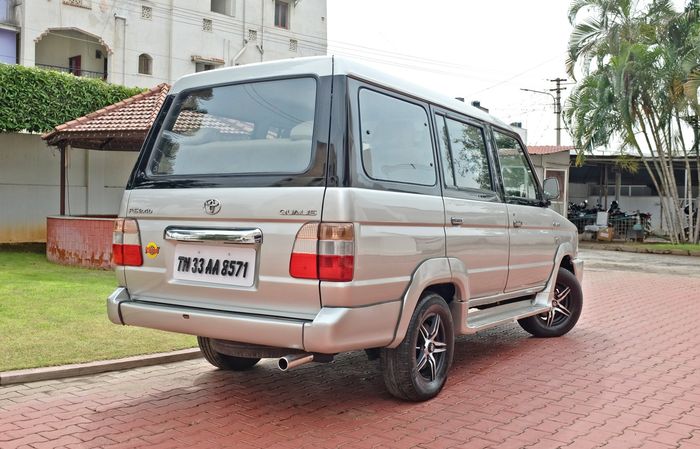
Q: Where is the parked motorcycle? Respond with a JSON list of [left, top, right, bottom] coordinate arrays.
[[683, 203, 698, 239]]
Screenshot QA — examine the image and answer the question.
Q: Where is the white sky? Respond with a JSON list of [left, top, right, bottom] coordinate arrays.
[[326, 0, 686, 148]]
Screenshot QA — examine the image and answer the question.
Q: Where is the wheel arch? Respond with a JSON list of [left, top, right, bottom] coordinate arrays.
[[387, 257, 470, 348], [559, 254, 575, 275], [533, 242, 578, 307]]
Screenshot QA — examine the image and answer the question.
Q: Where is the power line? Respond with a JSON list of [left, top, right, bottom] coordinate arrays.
[[19, 0, 562, 86], [520, 77, 569, 146], [139, 0, 497, 74], [550, 77, 568, 146], [467, 53, 565, 97], [12, 1, 569, 94], [80, 0, 489, 74], [19, 24, 524, 87]]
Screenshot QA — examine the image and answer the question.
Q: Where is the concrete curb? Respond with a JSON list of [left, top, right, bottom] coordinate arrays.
[[580, 242, 700, 257], [0, 348, 202, 386]]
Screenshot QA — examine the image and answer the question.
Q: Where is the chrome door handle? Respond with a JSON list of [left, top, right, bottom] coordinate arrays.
[[513, 220, 523, 228], [450, 217, 463, 226], [553, 222, 561, 228]]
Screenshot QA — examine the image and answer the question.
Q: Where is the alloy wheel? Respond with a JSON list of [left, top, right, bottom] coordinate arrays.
[[539, 284, 573, 327], [415, 313, 448, 381]]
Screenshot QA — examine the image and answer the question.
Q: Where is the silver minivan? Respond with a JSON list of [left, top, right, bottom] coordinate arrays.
[[108, 56, 583, 401]]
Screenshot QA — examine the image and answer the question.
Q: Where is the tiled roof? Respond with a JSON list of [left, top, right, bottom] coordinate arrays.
[[43, 83, 170, 150], [173, 111, 254, 135], [527, 145, 574, 155]]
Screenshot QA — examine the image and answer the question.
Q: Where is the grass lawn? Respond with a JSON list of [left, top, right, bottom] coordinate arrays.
[[0, 250, 196, 371], [636, 243, 700, 252]]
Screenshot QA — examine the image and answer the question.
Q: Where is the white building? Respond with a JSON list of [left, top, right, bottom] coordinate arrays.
[[0, 0, 327, 243], [2, 0, 327, 86]]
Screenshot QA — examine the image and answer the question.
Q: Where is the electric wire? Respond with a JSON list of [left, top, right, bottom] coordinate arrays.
[[13, 0, 566, 87]]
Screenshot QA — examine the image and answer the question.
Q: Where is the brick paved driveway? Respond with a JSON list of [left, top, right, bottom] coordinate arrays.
[[1, 268, 699, 449]]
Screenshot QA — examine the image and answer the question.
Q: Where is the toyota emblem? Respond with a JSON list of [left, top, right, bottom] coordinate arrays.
[[204, 199, 221, 215]]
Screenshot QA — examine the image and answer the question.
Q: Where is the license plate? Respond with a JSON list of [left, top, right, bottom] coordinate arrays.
[[173, 244, 256, 287]]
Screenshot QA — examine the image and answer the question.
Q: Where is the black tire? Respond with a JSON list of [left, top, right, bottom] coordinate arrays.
[[197, 336, 260, 370], [518, 268, 583, 338], [380, 293, 454, 401]]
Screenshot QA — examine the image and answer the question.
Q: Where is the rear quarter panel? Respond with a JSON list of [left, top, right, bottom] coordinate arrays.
[[319, 187, 445, 307]]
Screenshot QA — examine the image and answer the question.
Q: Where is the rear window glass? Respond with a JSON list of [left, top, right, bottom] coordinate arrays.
[[148, 77, 317, 176]]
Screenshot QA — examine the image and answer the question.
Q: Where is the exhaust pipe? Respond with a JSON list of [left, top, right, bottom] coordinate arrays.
[[278, 353, 314, 371]]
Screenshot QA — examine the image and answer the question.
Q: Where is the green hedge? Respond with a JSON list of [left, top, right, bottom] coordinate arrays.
[[0, 64, 145, 133]]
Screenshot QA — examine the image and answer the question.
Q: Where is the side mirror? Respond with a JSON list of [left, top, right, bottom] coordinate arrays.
[[543, 177, 560, 201]]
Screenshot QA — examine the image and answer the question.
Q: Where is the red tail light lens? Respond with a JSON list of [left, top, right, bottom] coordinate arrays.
[[289, 252, 318, 279], [318, 254, 354, 282], [112, 218, 143, 266], [290, 223, 354, 282], [289, 223, 319, 279]]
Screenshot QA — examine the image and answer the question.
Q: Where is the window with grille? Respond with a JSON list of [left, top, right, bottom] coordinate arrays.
[[274, 1, 289, 29], [62, 0, 91, 9], [203, 18, 213, 32], [211, 0, 234, 16], [141, 6, 152, 20], [289, 39, 298, 52], [248, 29, 258, 41], [138, 54, 152, 75], [195, 62, 216, 72]]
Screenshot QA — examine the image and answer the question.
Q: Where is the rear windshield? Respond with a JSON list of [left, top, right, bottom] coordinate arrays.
[[147, 77, 317, 176]]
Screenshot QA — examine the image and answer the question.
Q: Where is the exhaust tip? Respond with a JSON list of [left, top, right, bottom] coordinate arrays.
[[278, 357, 290, 371], [278, 354, 314, 371]]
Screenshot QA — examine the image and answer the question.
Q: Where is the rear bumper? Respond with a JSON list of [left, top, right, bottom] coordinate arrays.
[[107, 288, 400, 354]]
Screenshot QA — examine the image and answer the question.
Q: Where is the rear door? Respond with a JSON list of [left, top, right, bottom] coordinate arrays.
[[123, 76, 331, 320], [435, 112, 509, 299], [492, 130, 558, 292]]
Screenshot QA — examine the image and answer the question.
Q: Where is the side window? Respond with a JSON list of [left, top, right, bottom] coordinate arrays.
[[440, 116, 492, 191], [359, 89, 436, 186], [435, 115, 456, 188], [494, 131, 540, 201]]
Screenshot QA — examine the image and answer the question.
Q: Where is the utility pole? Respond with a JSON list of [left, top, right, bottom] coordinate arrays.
[[520, 77, 569, 146], [549, 78, 568, 147]]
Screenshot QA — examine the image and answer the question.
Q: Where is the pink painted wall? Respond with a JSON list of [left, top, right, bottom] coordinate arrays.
[[46, 216, 114, 269]]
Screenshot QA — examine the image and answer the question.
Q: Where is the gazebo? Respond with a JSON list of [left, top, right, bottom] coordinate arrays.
[[41, 83, 170, 268]]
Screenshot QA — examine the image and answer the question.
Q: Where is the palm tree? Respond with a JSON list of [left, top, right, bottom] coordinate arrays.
[[564, 0, 700, 243]]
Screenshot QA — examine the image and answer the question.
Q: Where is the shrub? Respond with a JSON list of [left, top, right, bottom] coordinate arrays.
[[0, 64, 144, 133]]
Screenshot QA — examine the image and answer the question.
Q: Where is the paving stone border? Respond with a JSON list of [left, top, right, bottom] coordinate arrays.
[[580, 241, 700, 257], [0, 348, 201, 385]]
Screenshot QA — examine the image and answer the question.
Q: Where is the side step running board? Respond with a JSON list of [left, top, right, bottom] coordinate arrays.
[[466, 300, 550, 332]]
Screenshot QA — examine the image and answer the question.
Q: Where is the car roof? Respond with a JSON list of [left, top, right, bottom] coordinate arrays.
[[170, 55, 513, 131]]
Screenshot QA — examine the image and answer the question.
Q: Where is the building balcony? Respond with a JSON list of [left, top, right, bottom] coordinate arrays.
[[35, 29, 109, 81], [36, 63, 107, 80], [0, 0, 17, 27]]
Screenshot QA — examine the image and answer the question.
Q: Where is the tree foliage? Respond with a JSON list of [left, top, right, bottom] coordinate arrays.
[[0, 64, 144, 133], [564, 0, 700, 243]]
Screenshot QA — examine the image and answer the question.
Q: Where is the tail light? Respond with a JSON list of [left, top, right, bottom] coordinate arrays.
[[290, 222, 354, 282], [112, 218, 143, 266]]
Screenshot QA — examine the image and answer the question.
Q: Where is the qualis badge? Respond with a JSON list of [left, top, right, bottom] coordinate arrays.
[[145, 242, 160, 259]]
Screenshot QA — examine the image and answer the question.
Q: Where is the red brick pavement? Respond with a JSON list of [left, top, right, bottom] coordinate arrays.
[[1, 269, 699, 449]]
